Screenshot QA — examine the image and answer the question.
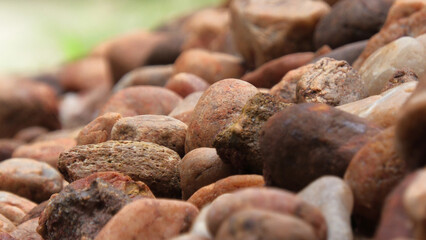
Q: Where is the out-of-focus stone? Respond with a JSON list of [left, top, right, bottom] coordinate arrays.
[[345, 127, 408, 221], [58, 140, 181, 198], [359, 37, 426, 96], [0, 158, 62, 202], [0, 191, 37, 225], [12, 138, 76, 168], [296, 57, 367, 106], [380, 68, 419, 92], [314, 0, 394, 49], [19, 201, 48, 225], [174, 49, 245, 85], [0, 77, 60, 138], [76, 112, 122, 145], [215, 209, 317, 240], [10, 218, 41, 240], [34, 128, 81, 142], [169, 92, 203, 125], [37, 179, 131, 240], [403, 168, 426, 239], [230, 0, 330, 67], [58, 57, 112, 92], [260, 103, 381, 191], [190, 204, 213, 239], [0, 214, 15, 233], [185, 79, 258, 153], [112, 65, 173, 93], [312, 40, 367, 65], [13, 127, 49, 143], [0, 140, 23, 162], [299, 176, 353, 240], [214, 93, 291, 174], [165, 73, 210, 98], [338, 81, 417, 128], [354, 1, 426, 69], [241, 52, 314, 88], [180, 148, 235, 200], [270, 64, 313, 103], [206, 188, 327, 239], [100, 86, 182, 117], [188, 175, 265, 209], [94, 199, 199, 240], [111, 115, 187, 156]]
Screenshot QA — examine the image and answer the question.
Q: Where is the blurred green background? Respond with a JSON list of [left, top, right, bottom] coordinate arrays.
[[0, 0, 219, 74]]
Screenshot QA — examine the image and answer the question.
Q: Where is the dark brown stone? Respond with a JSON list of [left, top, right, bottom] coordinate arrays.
[[312, 40, 368, 65], [260, 103, 381, 191], [13, 127, 49, 143], [0, 139, 23, 162]]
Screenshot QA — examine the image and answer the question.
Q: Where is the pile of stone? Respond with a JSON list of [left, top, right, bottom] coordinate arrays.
[[0, 0, 425, 239]]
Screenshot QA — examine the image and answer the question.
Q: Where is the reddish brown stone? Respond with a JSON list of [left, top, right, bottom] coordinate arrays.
[[10, 218, 41, 240], [215, 209, 317, 240], [111, 115, 187, 156], [206, 188, 327, 239], [260, 103, 381, 191], [58, 57, 112, 92], [165, 73, 210, 98], [113, 65, 173, 92], [188, 175, 265, 209], [241, 52, 314, 88], [403, 169, 426, 239], [174, 49, 245, 85], [0, 214, 15, 233], [0, 158, 63, 202], [0, 139, 23, 162], [94, 199, 199, 240], [344, 127, 408, 221], [13, 127, 49, 143], [19, 201, 48, 225], [0, 233, 16, 240], [100, 86, 182, 117], [0, 77, 59, 138], [58, 140, 181, 198], [0, 191, 37, 225], [12, 138, 76, 168], [180, 148, 235, 200], [76, 112, 122, 145], [169, 92, 203, 125], [34, 128, 81, 142], [185, 79, 258, 153]]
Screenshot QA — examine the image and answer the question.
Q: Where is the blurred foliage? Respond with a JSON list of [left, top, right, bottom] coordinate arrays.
[[0, 0, 219, 74]]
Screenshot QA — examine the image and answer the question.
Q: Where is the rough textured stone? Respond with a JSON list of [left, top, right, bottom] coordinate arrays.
[[230, 0, 330, 68], [206, 188, 327, 239], [165, 73, 210, 98], [0, 77, 60, 138], [13, 127, 49, 143], [241, 52, 314, 88], [270, 64, 313, 103], [58, 57, 112, 92], [58, 140, 181, 198], [174, 49, 245, 85], [314, 0, 394, 49], [100, 86, 182, 117], [338, 81, 417, 128], [0, 158, 63, 202], [312, 40, 367, 66], [188, 175, 265, 209], [180, 148, 236, 200], [113, 65, 173, 93], [10, 218, 42, 240], [214, 93, 291, 174], [169, 91, 203, 125], [0, 191, 37, 225], [111, 115, 187, 156], [0, 140, 23, 162], [396, 77, 426, 169], [345, 127, 409, 221], [260, 103, 381, 191], [68, 172, 155, 199], [354, 1, 426, 69], [403, 168, 426, 239], [299, 176, 354, 240], [375, 171, 418, 240], [359, 37, 426, 96], [215, 209, 317, 240], [296, 57, 367, 106], [38, 179, 132, 240], [185, 79, 258, 153], [76, 112, 122, 145], [94, 199, 199, 240], [12, 138, 76, 168]]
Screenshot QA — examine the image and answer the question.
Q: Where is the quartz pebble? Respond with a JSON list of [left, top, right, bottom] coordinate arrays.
[[94, 199, 199, 240], [180, 148, 235, 200], [299, 176, 354, 240], [111, 115, 187, 156]]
